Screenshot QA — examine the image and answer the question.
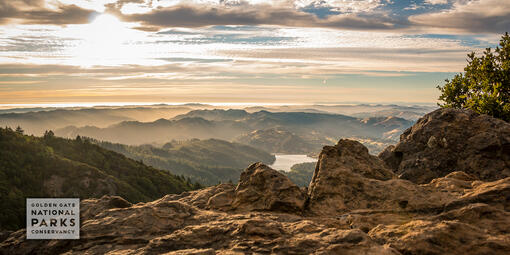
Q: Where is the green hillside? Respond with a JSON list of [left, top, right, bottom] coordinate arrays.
[[96, 138, 276, 185], [0, 127, 199, 231], [283, 162, 316, 187]]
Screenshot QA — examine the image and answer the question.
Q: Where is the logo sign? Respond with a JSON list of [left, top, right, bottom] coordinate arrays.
[[26, 198, 80, 239]]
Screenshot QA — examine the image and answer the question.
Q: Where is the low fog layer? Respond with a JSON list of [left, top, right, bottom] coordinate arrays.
[[0, 104, 433, 154]]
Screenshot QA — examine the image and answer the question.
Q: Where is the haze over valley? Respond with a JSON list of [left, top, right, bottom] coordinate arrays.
[[0, 103, 428, 186], [1, 103, 429, 151]]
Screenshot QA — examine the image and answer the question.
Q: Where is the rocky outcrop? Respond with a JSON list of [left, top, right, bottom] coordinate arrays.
[[369, 218, 510, 255], [3, 156, 509, 254], [2, 109, 510, 255], [173, 183, 236, 211], [306, 139, 440, 215], [0, 191, 399, 255], [379, 108, 510, 184], [80, 195, 132, 219], [310, 139, 395, 182], [303, 138, 510, 254], [232, 162, 306, 213]]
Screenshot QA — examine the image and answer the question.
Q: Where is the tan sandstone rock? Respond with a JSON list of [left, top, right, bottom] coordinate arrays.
[[379, 108, 510, 184], [306, 139, 454, 215], [231, 162, 306, 213]]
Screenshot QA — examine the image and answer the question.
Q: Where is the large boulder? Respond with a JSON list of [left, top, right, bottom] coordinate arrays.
[[231, 162, 306, 213], [306, 139, 453, 215], [310, 139, 395, 182], [379, 108, 510, 184]]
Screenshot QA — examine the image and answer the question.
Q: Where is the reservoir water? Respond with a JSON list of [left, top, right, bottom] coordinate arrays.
[[270, 154, 317, 172]]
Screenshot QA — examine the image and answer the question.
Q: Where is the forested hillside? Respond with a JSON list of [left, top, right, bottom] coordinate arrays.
[[284, 162, 316, 187], [0, 127, 199, 230], [96, 138, 276, 185]]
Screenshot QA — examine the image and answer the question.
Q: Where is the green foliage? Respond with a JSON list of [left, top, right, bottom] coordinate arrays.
[[43, 130, 54, 138], [438, 32, 510, 122], [0, 127, 199, 231], [15, 126, 23, 134], [95, 138, 276, 186], [283, 162, 317, 187]]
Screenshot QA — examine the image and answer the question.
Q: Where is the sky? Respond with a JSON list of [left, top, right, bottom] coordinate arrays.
[[0, 0, 508, 105]]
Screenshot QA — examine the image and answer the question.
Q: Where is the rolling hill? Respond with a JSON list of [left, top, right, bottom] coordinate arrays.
[[56, 109, 413, 154], [235, 127, 322, 154], [0, 127, 199, 230], [95, 138, 276, 185], [0, 105, 195, 135]]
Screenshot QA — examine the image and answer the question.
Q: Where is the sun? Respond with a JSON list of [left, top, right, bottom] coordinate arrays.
[[87, 14, 126, 42], [73, 14, 139, 66]]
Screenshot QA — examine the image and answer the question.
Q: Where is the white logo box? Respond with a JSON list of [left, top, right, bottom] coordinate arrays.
[[26, 198, 80, 239]]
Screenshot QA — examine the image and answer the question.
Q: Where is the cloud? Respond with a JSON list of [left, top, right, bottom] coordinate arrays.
[[111, 3, 400, 31], [294, 0, 385, 13], [410, 0, 510, 33], [0, 0, 97, 25], [216, 46, 468, 73], [0, 0, 507, 35], [107, 0, 505, 34], [1, 0, 507, 34], [424, 0, 448, 4]]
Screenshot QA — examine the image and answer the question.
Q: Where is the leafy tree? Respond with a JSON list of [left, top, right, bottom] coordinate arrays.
[[43, 130, 55, 139], [437, 32, 510, 122]]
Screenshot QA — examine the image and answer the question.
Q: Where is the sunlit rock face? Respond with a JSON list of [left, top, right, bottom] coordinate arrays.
[[379, 108, 510, 184], [2, 110, 510, 255], [232, 162, 307, 213], [306, 139, 463, 216]]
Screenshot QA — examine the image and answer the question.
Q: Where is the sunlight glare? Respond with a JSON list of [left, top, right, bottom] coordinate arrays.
[[74, 14, 140, 66]]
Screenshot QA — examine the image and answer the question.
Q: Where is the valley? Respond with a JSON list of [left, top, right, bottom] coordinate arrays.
[[0, 103, 424, 189]]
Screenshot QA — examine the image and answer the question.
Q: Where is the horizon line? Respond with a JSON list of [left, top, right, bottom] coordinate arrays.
[[0, 101, 438, 110]]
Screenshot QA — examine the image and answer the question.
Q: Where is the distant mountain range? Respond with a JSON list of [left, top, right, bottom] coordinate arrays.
[[0, 104, 430, 155], [0, 103, 433, 135], [244, 104, 436, 120], [0, 106, 194, 135], [0, 127, 199, 230], [55, 109, 414, 154], [56, 117, 251, 145]]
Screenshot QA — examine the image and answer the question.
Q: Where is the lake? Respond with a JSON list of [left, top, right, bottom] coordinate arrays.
[[269, 154, 317, 172]]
